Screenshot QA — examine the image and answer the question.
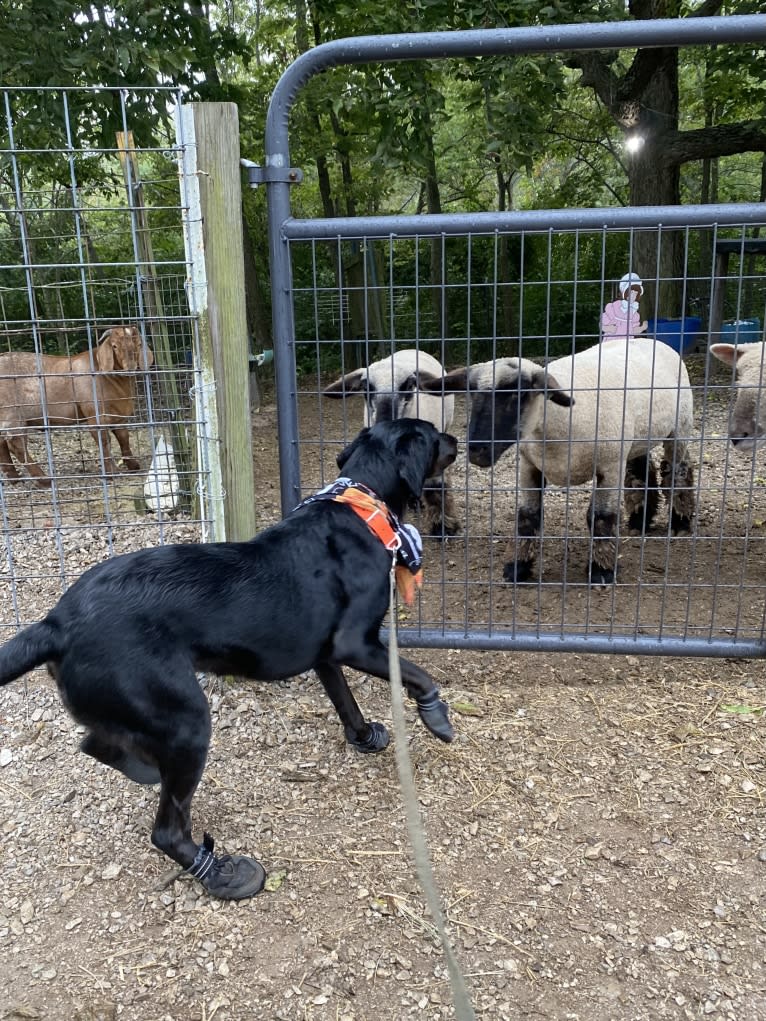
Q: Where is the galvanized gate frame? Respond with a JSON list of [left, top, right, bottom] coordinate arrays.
[[255, 14, 766, 658]]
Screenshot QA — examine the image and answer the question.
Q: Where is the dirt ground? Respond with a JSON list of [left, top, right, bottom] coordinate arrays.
[[1, 357, 766, 1021]]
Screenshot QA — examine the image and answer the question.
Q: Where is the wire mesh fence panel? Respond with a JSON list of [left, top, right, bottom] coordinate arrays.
[[284, 223, 766, 656], [0, 86, 213, 635]]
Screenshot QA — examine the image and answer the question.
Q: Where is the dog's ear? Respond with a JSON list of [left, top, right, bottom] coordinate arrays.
[[336, 428, 371, 471], [399, 459, 426, 501], [395, 426, 434, 500]]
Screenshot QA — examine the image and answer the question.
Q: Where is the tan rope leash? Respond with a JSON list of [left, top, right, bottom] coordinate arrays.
[[387, 556, 476, 1021]]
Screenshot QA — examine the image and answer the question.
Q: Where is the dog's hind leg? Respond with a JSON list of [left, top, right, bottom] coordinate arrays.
[[80, 731, 161, 785], [151, 761, 260, 900], [146, 671, 266, 901], [152, 765, 265, 900], [67, 654, 265, 901], [314, 662, 389, 752], [340, 643, 454, 743]]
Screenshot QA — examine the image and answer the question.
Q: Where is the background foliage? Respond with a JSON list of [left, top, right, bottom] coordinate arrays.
[[1, 0, 764, 361]]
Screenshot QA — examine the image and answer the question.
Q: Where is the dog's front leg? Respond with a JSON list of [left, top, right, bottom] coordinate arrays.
[[315, 662, 389, 752], [341, 645, 454, 744], [395, 655, 455, 744]]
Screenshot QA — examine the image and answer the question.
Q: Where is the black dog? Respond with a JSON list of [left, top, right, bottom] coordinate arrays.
[[0, 419, 458, 900]]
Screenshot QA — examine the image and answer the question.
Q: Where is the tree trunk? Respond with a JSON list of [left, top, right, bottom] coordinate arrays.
[[188, 0, 222, 89], [420, 103, 447, 340], [743, 152, 766, 315], [627, 143, 683, 317], [623, 47, 683, 316], [497, 168, 516, 353], [570, 5, 764, 318], [241, 212, 271, 347]]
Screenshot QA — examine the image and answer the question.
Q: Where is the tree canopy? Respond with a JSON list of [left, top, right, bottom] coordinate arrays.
[[2, 0, 765, 347]]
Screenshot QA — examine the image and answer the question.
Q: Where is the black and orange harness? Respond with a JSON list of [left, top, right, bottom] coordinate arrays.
[[296, 478, 424, 605]]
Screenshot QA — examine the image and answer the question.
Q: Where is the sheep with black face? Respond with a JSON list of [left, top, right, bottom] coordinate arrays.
[[324, 350, 460, 536], [420, 338, 695, 585]]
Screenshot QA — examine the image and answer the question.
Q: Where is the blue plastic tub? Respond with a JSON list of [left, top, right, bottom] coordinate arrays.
[[719, 318, 762, 344], [646, 316, 703, 354]]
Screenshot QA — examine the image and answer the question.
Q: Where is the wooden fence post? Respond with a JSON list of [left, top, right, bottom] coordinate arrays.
[[175, 102, 256, 541]]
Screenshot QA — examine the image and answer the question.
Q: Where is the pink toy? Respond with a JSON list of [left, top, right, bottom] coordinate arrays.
[[601, 272, 648, 340]]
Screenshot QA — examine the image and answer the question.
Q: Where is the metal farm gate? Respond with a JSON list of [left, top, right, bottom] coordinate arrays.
[[258, 15, 766, 659]]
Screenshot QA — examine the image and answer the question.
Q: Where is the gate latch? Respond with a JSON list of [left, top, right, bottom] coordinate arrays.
[[241, 159, 303, 188]]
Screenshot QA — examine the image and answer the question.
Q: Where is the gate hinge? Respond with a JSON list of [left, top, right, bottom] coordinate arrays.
[[240, 159, 303, 188]]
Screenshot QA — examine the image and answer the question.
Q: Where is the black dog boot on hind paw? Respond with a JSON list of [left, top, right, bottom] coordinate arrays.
[[185, 833, 266, 900], [349, 721, 390, 753], [416, 689, 454, 743]]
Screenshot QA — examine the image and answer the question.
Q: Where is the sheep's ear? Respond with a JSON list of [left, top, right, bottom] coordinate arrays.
[[324, 369, 367, 396], [418, 367, 469, 392], [709, 343, 740, 368], [537, 370, 574, 407], [549, 390, 575, 407], [414, 370, 441, 389], [336, 428, 370, 470]]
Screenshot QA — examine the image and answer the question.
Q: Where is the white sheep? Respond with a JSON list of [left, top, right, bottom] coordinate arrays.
[[710, 341, 766, 453], [420, 338, 695, 584], [324, 349, 460, 535]]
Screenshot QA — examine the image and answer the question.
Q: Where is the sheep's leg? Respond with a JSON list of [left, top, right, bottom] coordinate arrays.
[[504, 462, 543, 584], [421, 472, 461, 537], [6, 434, 50, 487], [661, 439, 695, 534], [111, 425, 140, 472], [624, 454, 660, 535], [586, 472, 620, 585]]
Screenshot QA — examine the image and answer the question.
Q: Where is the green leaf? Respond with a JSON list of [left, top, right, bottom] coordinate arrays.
[[264, 868, 288, 892], [720, 704, 765, 716], [451, 700, 483, 717]]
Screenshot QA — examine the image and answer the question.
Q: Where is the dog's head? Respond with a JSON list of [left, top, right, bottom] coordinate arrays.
[[336, 419, 458, 513]]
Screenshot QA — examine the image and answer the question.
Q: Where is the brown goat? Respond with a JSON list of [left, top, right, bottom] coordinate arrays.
[[0, 326, 154, 485]]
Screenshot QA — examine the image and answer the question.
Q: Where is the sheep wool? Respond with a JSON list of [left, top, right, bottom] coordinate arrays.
[[428, 337, 695, 585]]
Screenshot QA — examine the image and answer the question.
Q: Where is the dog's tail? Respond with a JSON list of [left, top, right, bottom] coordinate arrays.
[[0, 619, 60, 687]]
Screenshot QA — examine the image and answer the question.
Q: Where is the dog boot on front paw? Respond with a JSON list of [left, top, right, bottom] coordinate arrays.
[[348, 721, 390, 753], [416, 690, 454, 743], [185, 833, 266, 900]]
